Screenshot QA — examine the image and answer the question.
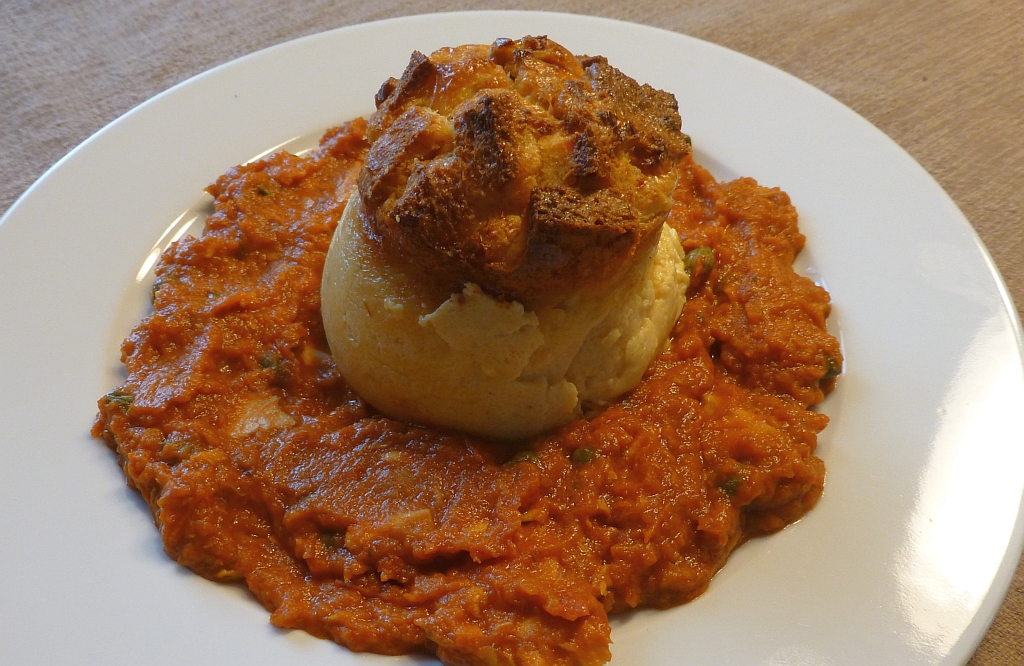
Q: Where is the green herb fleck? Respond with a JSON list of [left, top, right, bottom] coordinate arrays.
[[570, 447, 595, 466], [696, 311, 705, 324], [255, 185, 272, 197], [685, 247, 715, 277], [260, 354, 288, 386], [823, 354, 842, 380], [720, 474, 740, 496], [158, 434, 206, 464], [506, 450, 541, 466], [682, 133, 692, 147], [106, 389, 133, 409], [319, 529, 346, 549]]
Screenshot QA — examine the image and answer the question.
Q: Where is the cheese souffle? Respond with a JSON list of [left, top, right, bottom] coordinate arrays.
[[321, 36, 691, 439]]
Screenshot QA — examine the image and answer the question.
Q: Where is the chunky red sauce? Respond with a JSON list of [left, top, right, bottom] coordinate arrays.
[[94, 118, 839, 666]]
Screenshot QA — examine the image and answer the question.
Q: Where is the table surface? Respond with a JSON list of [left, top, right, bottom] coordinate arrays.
[[2, 1, 1021, 663]]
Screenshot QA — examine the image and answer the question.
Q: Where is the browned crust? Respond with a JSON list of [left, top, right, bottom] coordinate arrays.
[[356, 36, 691, 304]]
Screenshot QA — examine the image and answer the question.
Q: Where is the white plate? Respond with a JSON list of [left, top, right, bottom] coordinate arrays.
[[1, 11, 1022, 666]]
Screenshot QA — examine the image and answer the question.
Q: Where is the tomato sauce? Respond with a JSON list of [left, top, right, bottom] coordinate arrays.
[[94, 118, 839, 666]]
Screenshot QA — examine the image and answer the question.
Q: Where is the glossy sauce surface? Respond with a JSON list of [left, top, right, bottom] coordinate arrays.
[[94, 119, 839, 666]]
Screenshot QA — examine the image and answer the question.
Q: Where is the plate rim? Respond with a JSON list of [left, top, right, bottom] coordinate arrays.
[[2, 10, 1023, 666]]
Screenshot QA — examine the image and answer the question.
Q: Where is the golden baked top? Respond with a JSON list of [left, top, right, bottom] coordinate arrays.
[[356, 36, 691, 304]]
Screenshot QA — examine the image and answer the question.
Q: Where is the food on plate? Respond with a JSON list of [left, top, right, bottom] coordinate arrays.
[[322, 37, 691, 439], [93, 36, 841, 666]]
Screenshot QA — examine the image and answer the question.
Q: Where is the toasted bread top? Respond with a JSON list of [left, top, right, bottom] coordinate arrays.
[[357, 36, 690, 305]]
